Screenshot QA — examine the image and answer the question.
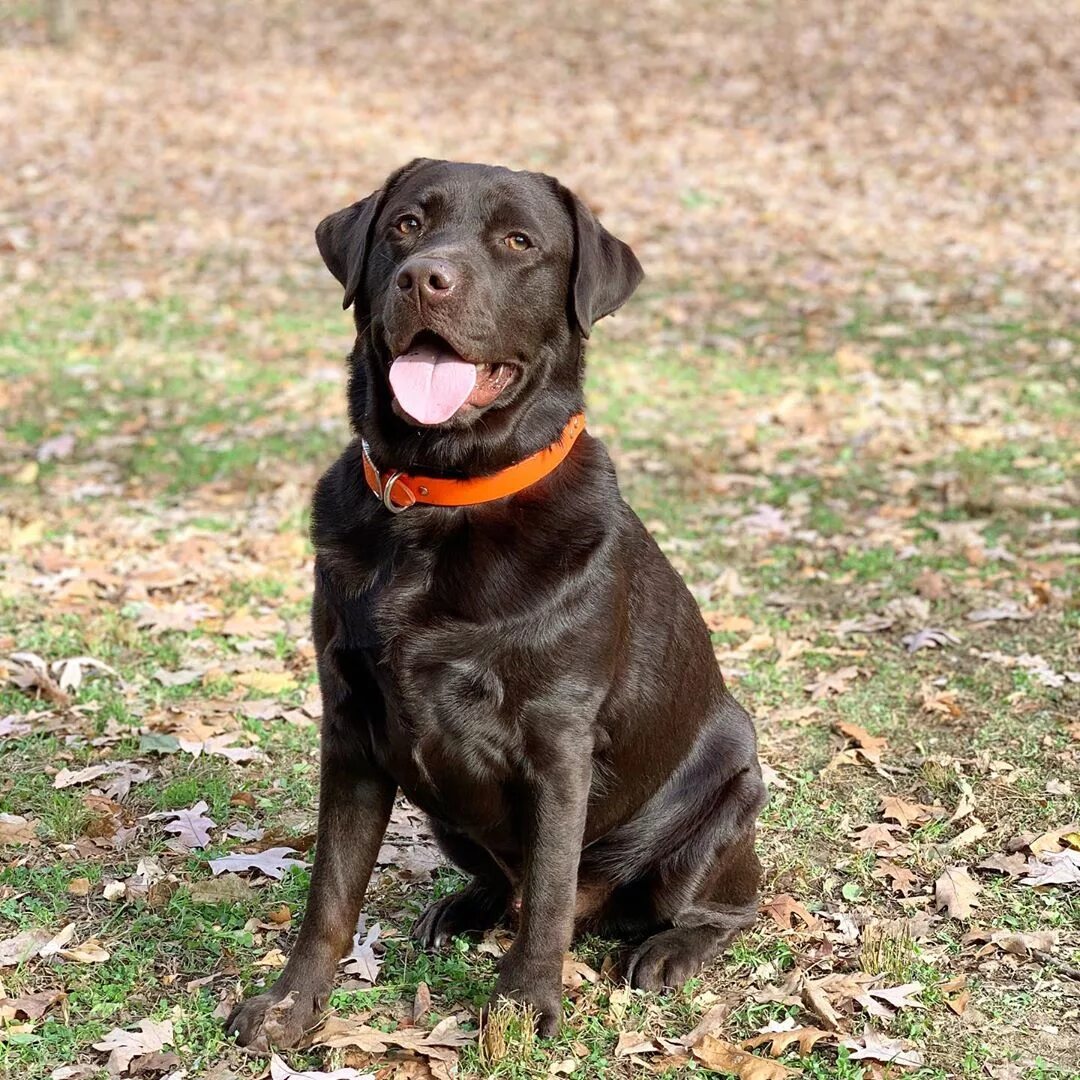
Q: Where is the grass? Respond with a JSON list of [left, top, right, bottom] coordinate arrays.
[[0, 283, 1077, 1079]]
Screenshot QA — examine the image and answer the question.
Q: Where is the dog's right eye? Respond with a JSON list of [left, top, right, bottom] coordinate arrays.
[[396, 215, 422, 235]]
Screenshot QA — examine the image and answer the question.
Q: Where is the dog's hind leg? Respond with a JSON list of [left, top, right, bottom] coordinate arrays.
[[626, 830, 761, 991], [412, 824, 511, 949], [611, 749, 765, 993]]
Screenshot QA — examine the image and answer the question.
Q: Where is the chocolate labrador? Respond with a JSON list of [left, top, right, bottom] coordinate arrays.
[[227, 159, 766, 1049]]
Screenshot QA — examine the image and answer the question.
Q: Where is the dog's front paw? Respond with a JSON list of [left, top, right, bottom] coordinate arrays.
[[490, 956, 562, 1038], [226, 982, 327, 1050]]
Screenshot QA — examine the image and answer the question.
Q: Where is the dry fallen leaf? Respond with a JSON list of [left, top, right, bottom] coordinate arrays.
[[833, 721, 888, 763], [39, 923, 76, 957], [692, 1034, 796, 1079], [801, 981, 841, 1031], [0, 929, 53, 967], [949, 820, 988, 850], [411, 980, 432, 1026], [311, 1013, 474, 1062], [269, 1055, 373, 1080], [208, 847, 308, 880], [66, 872, 90, 898], [615, 1030, 659, 1056], [852, 822, 912, 856], [743, 1025, 835, 1057], [340, 920, 382, 984], [561, 956, 600, 990], [989, 929, 1057, 956], [49, 1066, 100, 1080], [947, 989, 970, 1015], [146, 800, 216, 850], [53, 763, 119, 789], [913, 569, 948, 599], [1021, 850, 1080, 886], [871, 861, 920, 895], [842, 1029, 925, 1068], [235, 670, 297, 694], [189, 873, 254, 903], [221, 608, 284, 638], [977, 851, 1029, 877], [880, 796, 940, 829], [807, 666, 860, 700], [52, 761, 151, 799], [92, 1017, 173, 1075], [966, 604, 1033, 623], [856, 982, 925, 1018], [0, 812, 37, 845], [902, 627, 960, 653], [835, 614, 894, 637], [59, 938, 111, 964], [254, 948, 288, 968], [1029, 824, 1080, 856], [679, 1001, 734, 1046], [704, 612, 755, 634], [935, 866, 981, 919], [921, 687, 963, 717], [761, 894, 819, 930], [0, 989, 65, 1020], [134, 601, 218, 636]]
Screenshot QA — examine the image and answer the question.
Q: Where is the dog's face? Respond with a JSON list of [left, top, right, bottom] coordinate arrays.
[[316, 160, 642, 432]]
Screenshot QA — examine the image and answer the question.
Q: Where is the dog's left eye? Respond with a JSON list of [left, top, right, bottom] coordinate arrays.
[[396, 215, 422, 235], [505, 233, 532, 251]]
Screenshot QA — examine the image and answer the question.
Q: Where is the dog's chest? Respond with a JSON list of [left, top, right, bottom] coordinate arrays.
[[322, 503, 598, 840], [364, 572, 529, 830]]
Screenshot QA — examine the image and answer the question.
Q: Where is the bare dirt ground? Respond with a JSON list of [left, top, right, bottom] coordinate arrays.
[[1, 3, 1077, 1079]]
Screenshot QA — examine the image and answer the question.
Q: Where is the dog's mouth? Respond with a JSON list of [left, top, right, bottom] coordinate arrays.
[[389, 330, 518, 426]]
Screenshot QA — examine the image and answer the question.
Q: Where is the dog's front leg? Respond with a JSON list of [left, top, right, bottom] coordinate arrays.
[[227, 723, 395, 1050], [493, 743, 591, 1037]]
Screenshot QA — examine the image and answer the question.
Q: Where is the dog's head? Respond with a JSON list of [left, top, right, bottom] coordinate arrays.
[[316, 160, 642, 448]]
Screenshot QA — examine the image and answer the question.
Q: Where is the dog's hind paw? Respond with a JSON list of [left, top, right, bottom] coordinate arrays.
[[412, 882, 505, 949], [626, 926, 723, 992]]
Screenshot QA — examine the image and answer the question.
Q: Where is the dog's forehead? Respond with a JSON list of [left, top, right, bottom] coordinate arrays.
[[390, 162, 569, 234]]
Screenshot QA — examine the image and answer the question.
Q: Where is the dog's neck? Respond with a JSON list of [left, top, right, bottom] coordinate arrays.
[[347, 339, 586, 479]]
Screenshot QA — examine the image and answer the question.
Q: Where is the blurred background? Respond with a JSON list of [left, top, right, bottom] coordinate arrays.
[[3, 0, 1077, 320], [1, 4, 1078, 1079]]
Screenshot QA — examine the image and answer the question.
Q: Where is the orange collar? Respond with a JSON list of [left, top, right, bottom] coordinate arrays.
[[362, 412, 586, 512]]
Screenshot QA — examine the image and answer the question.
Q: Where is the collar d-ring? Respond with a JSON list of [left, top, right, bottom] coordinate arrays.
[[380, 471, 411, 513]]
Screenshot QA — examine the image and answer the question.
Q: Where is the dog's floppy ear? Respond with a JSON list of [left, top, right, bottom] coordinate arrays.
[[315, 194, 380, 311], [560, 187, 644, 338], [315, 158, 433, 312]]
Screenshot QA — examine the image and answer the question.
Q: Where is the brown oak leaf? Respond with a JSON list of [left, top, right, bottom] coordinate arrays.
[[761, 894, 819, 930], [872, 861, 920, 895], [743, 1026, 835, 1057], [692, 1035, 796, 1079], [807, 666, 860, 701], [834, 721, 888, 763], [934, 866, 980, 919]]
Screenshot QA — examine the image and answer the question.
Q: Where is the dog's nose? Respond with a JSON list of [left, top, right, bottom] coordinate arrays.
[[396, 258, 458, 303]]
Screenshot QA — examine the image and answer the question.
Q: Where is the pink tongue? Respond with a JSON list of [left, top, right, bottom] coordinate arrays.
[[389, 343, 477, 425]]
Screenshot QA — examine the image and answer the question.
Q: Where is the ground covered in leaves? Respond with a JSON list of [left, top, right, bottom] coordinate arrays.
[[1, 3, 1078, 1079]]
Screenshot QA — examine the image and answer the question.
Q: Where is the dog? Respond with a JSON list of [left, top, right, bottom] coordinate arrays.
[[227, 159, 766, 1049]]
